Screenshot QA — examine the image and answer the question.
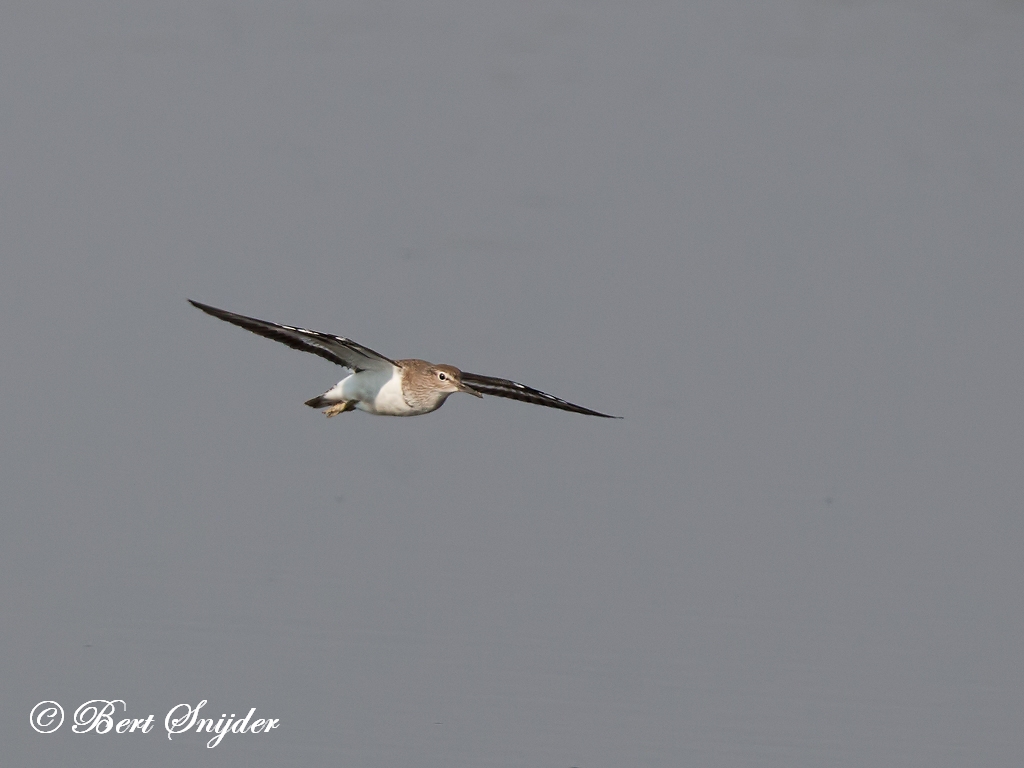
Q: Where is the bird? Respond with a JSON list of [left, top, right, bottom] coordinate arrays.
[[189, 300, 619, 419]]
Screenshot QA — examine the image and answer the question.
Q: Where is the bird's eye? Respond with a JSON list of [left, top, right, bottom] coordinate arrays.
[[438, 372, 447, 381]]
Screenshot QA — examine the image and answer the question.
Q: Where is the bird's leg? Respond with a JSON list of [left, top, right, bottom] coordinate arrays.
[[323, 401, 356, 417]]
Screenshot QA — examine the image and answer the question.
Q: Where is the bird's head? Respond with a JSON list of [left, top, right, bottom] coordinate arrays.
[[430, 364, 483, 398]]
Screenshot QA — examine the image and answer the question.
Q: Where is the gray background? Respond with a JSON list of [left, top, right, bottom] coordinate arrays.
[[2, 1, 1023, 765]]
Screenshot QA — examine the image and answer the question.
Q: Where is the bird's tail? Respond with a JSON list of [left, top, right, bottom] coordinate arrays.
[[305, 394, 332, 409]]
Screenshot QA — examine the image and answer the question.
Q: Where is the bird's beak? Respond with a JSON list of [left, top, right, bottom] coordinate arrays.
[[458, 382, 484, 398]]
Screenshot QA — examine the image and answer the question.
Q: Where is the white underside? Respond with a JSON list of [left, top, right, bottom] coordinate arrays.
[[319, 367, 416, 416]]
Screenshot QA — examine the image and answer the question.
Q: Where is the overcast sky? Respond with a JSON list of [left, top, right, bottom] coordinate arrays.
[[3, 1, 1023, 765]]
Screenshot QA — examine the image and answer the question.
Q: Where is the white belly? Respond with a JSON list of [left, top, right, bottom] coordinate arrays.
[[324, 367, 411, 416], [362, 371, 412, 415]]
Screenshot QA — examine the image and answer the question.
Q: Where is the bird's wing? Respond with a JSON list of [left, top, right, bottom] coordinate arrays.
[[189, 300, 399, 373], [460, 372, 620, 418]]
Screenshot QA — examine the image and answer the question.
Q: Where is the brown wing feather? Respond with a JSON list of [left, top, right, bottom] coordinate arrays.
[[189, 300, 399, 372], [460, 372, 619, 418]]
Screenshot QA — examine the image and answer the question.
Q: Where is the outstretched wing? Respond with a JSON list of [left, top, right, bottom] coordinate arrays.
[[189, 300, 399, 372], [460, 372, 619, 418]]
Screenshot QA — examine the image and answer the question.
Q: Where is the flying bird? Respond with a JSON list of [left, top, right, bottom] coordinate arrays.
[[189, 300, 619, 419]]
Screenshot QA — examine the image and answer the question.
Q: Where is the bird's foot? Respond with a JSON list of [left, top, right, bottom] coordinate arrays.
[[323, 401, 355, 417]]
